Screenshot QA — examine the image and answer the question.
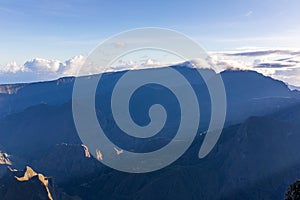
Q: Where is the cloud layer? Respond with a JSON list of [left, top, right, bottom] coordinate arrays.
[[0, 55, 85, 83], [1, 49, 300, 87], [210, 48, 300, 86]]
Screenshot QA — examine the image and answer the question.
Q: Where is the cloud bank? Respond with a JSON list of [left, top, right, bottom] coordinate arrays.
[[0, 55, 85, 83], [210, 48, 300, 87], [1, 48, 300, 87]]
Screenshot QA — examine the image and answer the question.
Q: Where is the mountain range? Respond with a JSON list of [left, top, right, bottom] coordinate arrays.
[[0, 64, 299, 199]]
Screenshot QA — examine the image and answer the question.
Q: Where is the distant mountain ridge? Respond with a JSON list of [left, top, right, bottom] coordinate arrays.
[[0, 64, 300, 199], [0, 65, 299, 121], [0, 66, 299, 159]]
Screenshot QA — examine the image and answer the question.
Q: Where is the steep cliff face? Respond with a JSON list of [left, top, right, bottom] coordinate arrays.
[[61, 104, 300, 200], [32, 143, 103, 183], [0, 67, 300, 199], [0, 154, 11, 180], [218, 117, 300, 199], [0, 83, 27, 95], [0, 166, 79, 200], [0, 77, 74, 118], [0, 152, 11, 165], [0, 67, 299, 121]]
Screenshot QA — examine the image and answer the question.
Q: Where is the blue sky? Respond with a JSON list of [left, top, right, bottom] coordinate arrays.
[[1, 0, 300, 84], [1, 0, 300, 63]]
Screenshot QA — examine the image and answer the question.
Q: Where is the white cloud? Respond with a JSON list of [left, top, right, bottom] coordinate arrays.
[[24, 58, 61, 73], [1, 49, 300, 87], [0, 55, 86, 83], [61, 55, 86, 75], [209, 48, 300, 86], [0, 61, 27, 73]]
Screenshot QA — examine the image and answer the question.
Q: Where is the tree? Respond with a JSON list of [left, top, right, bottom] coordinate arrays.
[[286, 180, 300, 200]]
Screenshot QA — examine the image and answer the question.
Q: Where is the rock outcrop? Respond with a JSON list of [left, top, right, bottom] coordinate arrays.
[[0, 166, 79, 200]]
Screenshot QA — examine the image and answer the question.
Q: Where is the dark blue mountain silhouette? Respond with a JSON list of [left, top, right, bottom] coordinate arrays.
[[0, 64, 300, 199]]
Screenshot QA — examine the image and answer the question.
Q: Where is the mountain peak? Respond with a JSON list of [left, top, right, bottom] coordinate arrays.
[[0, 165, 76, 200], [0, 152, 11, 165], [9, 166, 54, 200], [81, 144, 91, 158], [14, 166, 37, 182]]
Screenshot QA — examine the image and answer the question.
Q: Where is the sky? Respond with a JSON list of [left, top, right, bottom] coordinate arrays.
[[1, 0, 300, 85]]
